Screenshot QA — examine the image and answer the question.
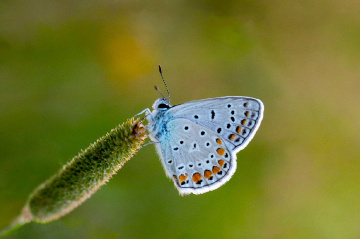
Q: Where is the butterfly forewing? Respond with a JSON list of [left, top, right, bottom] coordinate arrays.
[[160, 118, 236, 195], [167, 97, 264, 153]]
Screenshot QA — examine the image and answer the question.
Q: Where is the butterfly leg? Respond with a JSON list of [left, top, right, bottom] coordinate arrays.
[[140, 141, 160, 149], [134, 108, 151, 117]]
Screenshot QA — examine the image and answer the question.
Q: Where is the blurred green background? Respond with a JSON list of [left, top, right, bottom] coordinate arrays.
[[1, 0, 360, 238]]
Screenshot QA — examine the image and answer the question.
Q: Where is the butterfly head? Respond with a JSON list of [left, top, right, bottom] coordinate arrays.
[[152, 98, 171, 111], [147, 98, 172, 135]]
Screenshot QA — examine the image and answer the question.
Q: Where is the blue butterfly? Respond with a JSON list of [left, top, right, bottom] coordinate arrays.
[[145, 66, 264, 195]]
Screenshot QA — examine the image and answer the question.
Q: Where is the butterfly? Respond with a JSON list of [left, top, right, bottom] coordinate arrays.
[[144, 66, 264, 195]]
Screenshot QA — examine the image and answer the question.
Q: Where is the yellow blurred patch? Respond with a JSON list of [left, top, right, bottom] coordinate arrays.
[[99, 27, 153, 84]]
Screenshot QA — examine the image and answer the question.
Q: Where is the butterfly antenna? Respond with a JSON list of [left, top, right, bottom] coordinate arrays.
[[158, 65, 170, 104], [154, 85, 166, 99]]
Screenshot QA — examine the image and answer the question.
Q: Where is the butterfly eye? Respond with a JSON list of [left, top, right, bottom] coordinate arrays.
[[157, 103, 169, 109]]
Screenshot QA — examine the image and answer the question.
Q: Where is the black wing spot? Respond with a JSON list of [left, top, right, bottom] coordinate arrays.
[[200, 131, 206, 136], [224, 153, 229, 158], [180, 140, 184, 144], [243, 102, 248, 107], [173, 147, 179, 151], [193, 143, 197, 149], [227, 104, 232, 108], [231, 110, 235, 115], [217, 128, 222, 133], [168, 160, 172, 164], [230, 117, 235, 122], [178, 166, 184, 170], [226, 123, 231, 129], [184, 126, 189, 131], [194, 115, 199, 119], [211, 110, 215, 119], [206, 160, 210, 164]]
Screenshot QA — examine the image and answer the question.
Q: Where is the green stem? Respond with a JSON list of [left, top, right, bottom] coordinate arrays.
[[0, 206, 32, 237], [0, 117, 146, 237]]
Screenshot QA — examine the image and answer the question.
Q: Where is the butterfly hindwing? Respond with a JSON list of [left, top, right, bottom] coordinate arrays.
[[157, 118, 236, 195]]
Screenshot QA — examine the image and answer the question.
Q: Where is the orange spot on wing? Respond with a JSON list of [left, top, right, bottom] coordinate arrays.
[[228, 134, 236, 140], [173, 175, 177, 180], [204, 170, 213, 179], [192, 173, 202, 183], [216, 148, 225, 156], [216, 138, 222, 145], [213, 166, 220, 174], [245, 111, 250, 117], [179, 174, 188, 184], [241, 119, 247, 125], [236, 126, 242, 133], [218, 159, 225, 167]]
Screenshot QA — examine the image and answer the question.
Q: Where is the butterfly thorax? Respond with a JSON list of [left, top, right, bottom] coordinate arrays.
[[147, 98, 172, 142]]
